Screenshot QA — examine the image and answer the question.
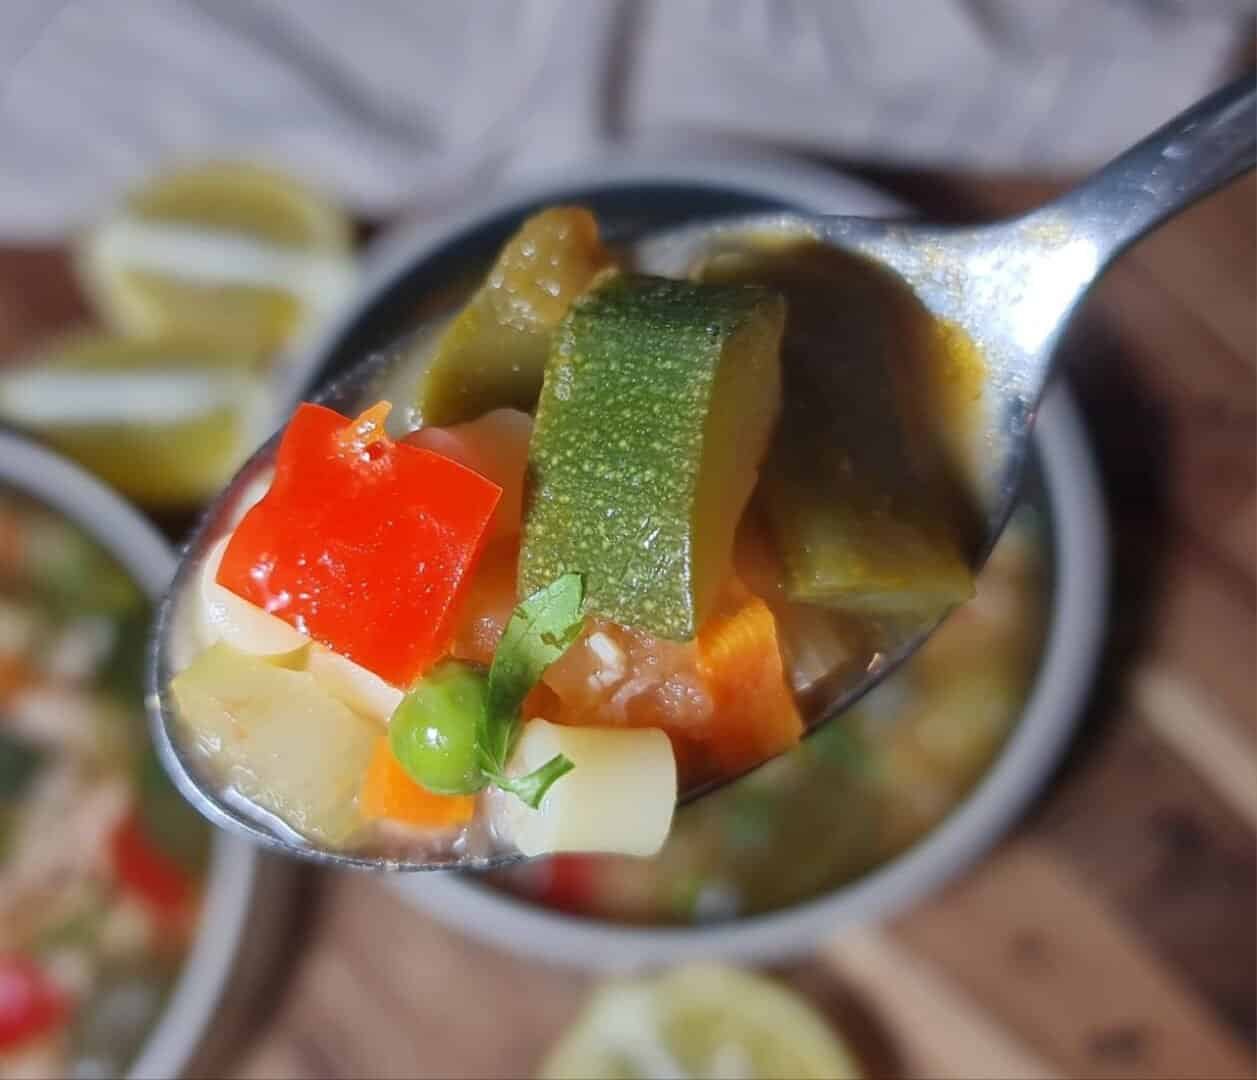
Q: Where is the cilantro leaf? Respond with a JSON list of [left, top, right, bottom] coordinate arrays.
[[480, 573, 584, 773], [485, 753, 575, 810]]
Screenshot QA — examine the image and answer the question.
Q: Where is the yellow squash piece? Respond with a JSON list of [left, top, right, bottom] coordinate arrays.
[[701, 242, 977, 619], [171, 643, 377, 846]]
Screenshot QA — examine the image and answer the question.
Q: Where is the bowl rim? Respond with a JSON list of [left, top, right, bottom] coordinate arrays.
[[371, 151, 1109, 968], [275, 144, 910, 414], [0, 428, 258, 1078]]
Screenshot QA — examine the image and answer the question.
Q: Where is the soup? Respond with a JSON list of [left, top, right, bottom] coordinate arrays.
[[0, 493, 208, 1078], [164, 205, 988, 863]]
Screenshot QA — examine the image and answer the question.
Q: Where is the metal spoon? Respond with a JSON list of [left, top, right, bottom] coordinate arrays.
[[149, 75, 1254, 869]]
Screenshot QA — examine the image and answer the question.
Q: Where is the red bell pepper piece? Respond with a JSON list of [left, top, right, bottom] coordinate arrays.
[[110, 812, 195, 917], [0, 955, 67, 1051], [218, 402, 501, 687]]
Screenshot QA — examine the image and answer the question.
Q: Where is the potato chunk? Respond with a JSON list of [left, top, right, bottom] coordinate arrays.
[[171, 643, 377, 845]]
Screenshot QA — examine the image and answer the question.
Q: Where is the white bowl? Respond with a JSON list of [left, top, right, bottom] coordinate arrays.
[[0, 430, 259, 1078], [345, 152, 1110, 968]]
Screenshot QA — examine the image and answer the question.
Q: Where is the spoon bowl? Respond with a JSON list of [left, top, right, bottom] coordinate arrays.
[[640, 74, 1256, 559], [149, 76, 1254, 869]]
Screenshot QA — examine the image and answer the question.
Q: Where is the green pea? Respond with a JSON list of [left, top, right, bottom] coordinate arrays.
[[389, 660, 488, 795]]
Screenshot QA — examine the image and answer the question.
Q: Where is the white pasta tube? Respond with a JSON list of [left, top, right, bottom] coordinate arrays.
[[495, 719, 676, 857], [305, 645, 402, 724]]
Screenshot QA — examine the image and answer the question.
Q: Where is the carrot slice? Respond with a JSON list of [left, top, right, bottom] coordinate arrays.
[[359, 737, 475, 828], [697, 579, 803, 774]]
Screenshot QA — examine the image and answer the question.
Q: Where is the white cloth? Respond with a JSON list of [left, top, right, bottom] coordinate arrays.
[[0, 0, 1249, 239]]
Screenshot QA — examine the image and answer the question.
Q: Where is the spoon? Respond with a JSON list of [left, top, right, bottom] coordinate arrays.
[[149, 74, 1255, 869]]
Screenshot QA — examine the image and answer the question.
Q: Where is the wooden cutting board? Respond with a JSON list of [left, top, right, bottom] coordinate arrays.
[[0, 171, 1251, 1080]]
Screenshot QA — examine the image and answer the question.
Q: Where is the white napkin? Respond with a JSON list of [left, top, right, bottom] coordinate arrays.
[[0, 0, 1248, 239]]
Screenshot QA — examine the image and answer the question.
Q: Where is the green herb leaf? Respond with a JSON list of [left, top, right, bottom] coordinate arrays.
[[481, 573, 584, 772], [486, 753, 575, 809], [385, 575, 585, 810]]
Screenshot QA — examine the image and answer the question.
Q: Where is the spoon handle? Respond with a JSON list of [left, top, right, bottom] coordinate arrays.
[[1040, 73, 1255, 267]]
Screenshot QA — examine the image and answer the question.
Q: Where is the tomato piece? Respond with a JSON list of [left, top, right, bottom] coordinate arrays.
[[448, 538, 520, 668], [0, 955, 67, 1051], [110, 812, 195, 917], [403, 408, 532, 540], [535, 855, 598, 914], [218, 403, 502, 687]]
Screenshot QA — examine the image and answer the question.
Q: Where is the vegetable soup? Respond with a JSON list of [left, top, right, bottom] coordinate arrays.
[[1, 492, 208, 1078], [164, 205, 990, 863]]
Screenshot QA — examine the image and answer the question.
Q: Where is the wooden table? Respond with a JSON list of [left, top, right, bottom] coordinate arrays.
[[0, 170, 1252, 1080]]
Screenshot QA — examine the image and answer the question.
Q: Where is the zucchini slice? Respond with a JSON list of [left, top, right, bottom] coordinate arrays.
[[521, 273, 786, 640], [701, 242, 977, 617], [416, 207, 614, 425]]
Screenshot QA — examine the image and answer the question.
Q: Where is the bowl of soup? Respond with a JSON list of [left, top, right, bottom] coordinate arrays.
[[289, 152, 1110, 962], [387, 381, 1103, 965], [0, 430, 262, 1077]]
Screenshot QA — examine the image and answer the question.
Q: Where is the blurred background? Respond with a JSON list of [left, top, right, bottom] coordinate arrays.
[[0, 2, 1253, 1078]]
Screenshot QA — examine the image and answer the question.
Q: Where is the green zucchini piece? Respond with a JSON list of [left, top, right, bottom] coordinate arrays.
[[416, 207, 614, 425], [701, 242, 976, 617], [520, 273, 786, 640]]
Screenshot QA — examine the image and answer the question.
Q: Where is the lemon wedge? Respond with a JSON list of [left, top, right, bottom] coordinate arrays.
[[0, 334, 267, 506], [75, 162, 357, 353], [539, 966, 861, 1079]]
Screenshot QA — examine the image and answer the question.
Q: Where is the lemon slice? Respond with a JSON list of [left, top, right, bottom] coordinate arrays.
[[0, 334, 268, 507], [75, 162, 357, 353], [539, 966, 861, 1079]]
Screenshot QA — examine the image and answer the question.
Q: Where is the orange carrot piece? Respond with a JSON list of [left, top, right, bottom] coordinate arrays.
[[359, 737, 476, 828], [697, 579, 803, 774], [0, 657, 30, 697]]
